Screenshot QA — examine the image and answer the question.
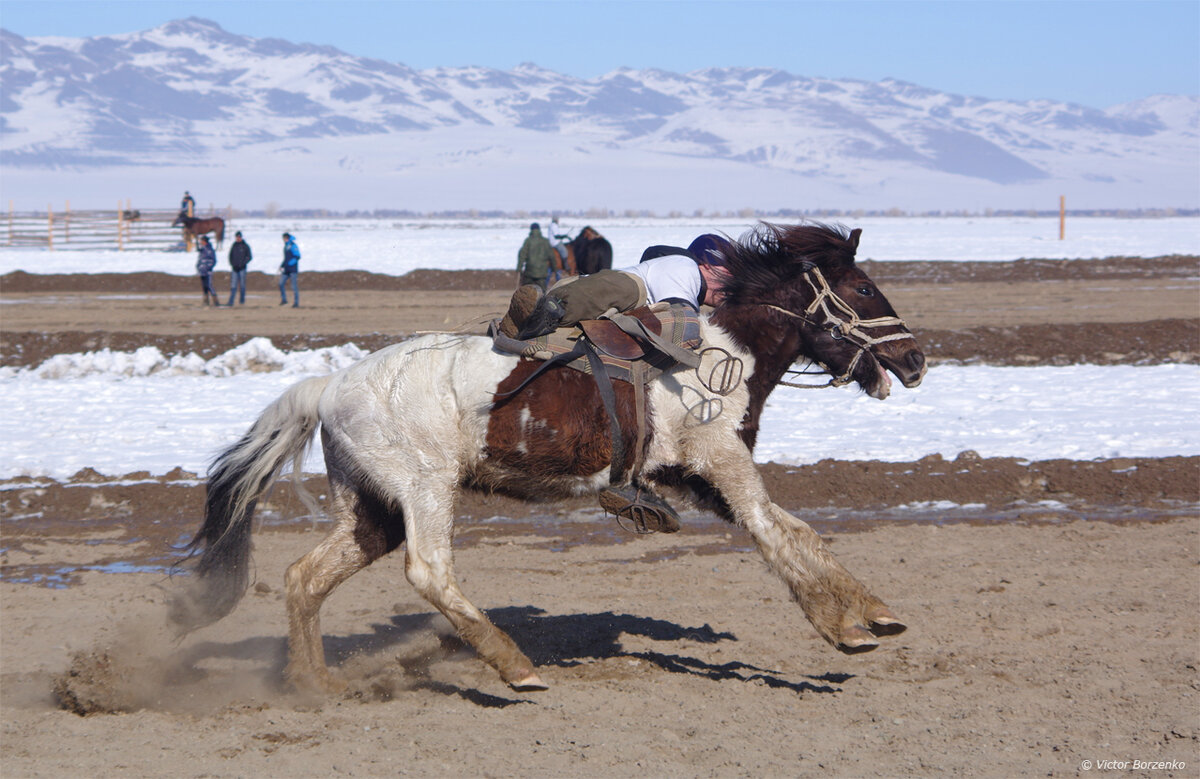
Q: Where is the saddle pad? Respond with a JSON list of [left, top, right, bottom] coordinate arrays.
[[490, 303, 702, 384]]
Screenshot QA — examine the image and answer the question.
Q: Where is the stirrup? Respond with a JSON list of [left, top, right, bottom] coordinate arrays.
[[598, 485, 681, 534]]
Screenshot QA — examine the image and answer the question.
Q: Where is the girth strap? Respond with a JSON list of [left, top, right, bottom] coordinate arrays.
[[579, 341, 629, 486]]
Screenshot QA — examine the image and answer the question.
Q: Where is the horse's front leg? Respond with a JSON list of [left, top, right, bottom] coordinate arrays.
[[696, 450, 905, 652]]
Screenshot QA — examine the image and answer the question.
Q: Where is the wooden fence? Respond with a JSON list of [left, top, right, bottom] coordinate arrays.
[[5, 201, 233, 251]]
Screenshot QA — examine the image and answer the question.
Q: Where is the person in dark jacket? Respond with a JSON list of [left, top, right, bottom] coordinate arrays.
[[196, 236, 219, 306], [516, 222, 555, 290], [226, 230, 252, 306], [279, 232, 301, 307]]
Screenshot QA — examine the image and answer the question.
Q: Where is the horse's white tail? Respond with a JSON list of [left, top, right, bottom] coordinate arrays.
[[169, 374, 331, 630]]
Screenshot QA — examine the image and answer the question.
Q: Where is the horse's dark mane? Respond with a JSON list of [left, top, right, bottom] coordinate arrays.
[[570, 226, 594, 247], [719, 222, 859, 306]]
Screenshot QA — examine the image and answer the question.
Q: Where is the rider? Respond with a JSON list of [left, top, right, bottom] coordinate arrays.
[[548, 216, 570, 265], [179, 190, 195, 219], [502, 233, 733, 340], [496, 233, 736, 533]]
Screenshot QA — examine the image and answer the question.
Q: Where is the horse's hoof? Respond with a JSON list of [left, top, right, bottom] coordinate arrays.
[[836, 624, 880, 654], [509, 673, 549, 691], [285, 668, 348, 695], [865, 606, 907, 637]]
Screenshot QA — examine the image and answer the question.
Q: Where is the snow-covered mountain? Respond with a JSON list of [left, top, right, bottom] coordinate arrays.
[[1, 17, 1197, 212]]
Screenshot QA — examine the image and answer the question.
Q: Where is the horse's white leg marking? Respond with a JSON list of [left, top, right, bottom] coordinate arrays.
[[398, 475, 547, 690], [689, 441, 895, 650], [283, 480, 373, 692]]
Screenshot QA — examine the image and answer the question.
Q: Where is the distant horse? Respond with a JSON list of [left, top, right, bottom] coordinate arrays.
[[562, 225, 613, 276], [173, 214, 225, 249], [121, 209, 141, 222], [171, 222, 926, 693]]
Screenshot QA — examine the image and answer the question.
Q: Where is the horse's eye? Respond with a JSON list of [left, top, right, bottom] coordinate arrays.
[[856, 285, 874, 297]]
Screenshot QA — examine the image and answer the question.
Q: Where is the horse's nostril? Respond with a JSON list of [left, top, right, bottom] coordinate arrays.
[[906, 351, 926, 373]]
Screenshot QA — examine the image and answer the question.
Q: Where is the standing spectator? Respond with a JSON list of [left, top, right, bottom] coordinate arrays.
[[516, 222, 554, 290], [227, 230, 252, 306], [279, 232, 301, 307], [196, 236, 219, 307]]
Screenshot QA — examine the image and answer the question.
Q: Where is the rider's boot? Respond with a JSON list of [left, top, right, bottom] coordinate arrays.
[[598, 481, 681, 534], [499, 284, 544, 338], [515, 294, 567, 340]]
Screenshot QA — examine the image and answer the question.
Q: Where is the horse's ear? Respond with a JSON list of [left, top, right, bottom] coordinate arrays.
[[848, 228, 862, 253]]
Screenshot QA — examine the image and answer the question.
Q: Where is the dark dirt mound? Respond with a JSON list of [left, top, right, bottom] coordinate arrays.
[[0, 268, 518, 294], [2, 255, 1196, 295], [4, 456, 1195, 560], [53, 651, 138, 716], [3, 318, 1195, 369]]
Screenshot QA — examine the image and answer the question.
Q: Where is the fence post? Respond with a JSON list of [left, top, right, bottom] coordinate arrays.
[[1059, 196, 1065, 240], [117, 202, 124, 251], [65, 199, 71, 243], [47, 204, 54, 250], [7, 200, 11, 247]]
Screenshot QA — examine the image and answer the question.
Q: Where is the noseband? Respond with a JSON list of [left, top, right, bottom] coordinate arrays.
[[761, 267, 915, 389]]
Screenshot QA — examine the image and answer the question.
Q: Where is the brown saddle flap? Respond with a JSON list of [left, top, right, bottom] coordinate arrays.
[[578, 307, 664, 360]]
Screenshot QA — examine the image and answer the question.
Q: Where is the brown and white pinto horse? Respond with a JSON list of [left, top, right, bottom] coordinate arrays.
[[170, 222, 926, 693], [172, 214, 226, 249]]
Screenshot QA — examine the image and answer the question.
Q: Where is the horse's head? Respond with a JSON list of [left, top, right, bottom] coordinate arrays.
[[715, 223, 926, 400]]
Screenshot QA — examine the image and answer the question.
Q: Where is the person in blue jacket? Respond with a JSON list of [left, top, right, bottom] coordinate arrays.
[[279, 232, 301, 307], [196, 236, 219, 307]]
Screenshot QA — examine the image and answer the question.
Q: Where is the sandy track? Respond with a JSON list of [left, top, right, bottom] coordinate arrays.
[[1, 259, 1197, 777]]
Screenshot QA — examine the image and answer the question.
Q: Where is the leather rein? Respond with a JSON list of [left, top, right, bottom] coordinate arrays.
[[758, 267, 915, 389]]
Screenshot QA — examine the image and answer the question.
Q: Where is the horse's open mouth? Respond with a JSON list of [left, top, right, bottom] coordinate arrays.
[[868, 361, 892, 400], [877, 351, 927, 391]]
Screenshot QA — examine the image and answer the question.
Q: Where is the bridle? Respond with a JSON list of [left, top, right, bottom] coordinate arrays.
[[759, 266, 915, 389]]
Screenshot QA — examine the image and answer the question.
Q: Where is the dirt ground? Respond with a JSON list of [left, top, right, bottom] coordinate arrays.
[[1, 257, 1198, 778]]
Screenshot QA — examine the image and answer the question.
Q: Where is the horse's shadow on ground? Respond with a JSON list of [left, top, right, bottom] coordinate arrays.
[[172, 606, 850, 706]]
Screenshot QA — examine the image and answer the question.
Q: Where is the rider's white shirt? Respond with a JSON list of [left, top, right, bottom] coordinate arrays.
[[623, 254, 702, 306]]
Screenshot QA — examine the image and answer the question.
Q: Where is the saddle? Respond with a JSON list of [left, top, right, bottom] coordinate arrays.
[[490, 302, 703, 384]]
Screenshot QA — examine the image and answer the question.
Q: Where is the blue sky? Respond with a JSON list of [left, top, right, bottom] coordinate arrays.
[[2, 0, 1197, 109]]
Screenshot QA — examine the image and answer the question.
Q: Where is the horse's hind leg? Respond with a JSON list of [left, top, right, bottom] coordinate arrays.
[[399, 479, 546, 691], [283, 476, 403, 693]]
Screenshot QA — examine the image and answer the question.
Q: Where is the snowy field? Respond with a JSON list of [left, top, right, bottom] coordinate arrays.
[[1, 216, 1198, 276], [1, 216, 1197, 480], [1, 339, 1197, 480]]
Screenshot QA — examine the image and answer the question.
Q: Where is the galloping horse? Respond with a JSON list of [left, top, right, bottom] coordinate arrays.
[[563, 225, 613, 276], [172, 214, 226, 249], [171, 222, 926, 693]]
